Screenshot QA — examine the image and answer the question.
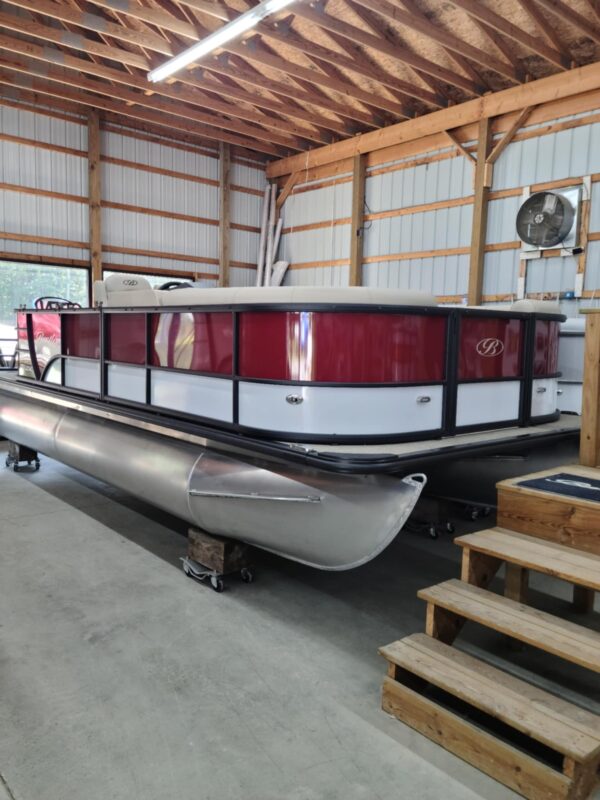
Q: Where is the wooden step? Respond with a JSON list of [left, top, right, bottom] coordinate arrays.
[[455, 527, 599, 612], [418, 579, 600, 672], [497, 465, 600, 555], [380, 633, 600, 800]]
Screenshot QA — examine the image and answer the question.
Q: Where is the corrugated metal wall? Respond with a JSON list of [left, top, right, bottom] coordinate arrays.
[[0, 102, 88, 263], [278, 177, 352, 287], [0, 100, 266, 285], [278, 108, 600, 310]]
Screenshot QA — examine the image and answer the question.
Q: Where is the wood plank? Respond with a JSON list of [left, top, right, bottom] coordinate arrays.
[[380, 634, 600, 759], [455, 528, 600, 591], [580, 311, 600, 467], [418, 579, 600, 672], [88, 109, 102, 284], [468, 118, 492, 305], [218, 142, 230, 289], [497, 486, 600, 556], [381, 677, 572, 800], [267, 62, 600, 178], [349, 154, 366, 287]]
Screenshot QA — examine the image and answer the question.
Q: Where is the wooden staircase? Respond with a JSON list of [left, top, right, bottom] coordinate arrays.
[[380, 464, 600, 800]]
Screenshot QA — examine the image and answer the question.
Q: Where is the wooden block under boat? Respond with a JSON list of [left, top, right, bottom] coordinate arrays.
[[187, 528, 251, 574]]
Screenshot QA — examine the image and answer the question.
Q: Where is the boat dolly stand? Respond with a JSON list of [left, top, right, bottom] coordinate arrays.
[[5, 441, 40, 472], [182, 527, 255, 592]]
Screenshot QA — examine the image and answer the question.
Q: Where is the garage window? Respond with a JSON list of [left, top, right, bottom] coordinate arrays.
[[0, 260, 89, 361]]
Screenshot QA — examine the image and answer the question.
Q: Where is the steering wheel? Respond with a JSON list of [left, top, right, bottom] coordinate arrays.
[[158, 281, 193, 291], [34, 296, 82, 310]]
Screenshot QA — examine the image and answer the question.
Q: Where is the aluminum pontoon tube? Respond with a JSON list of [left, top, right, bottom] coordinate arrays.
[[0, 390, 425, 570]]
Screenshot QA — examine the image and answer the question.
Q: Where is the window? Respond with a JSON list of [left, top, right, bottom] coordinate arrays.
[[0, 260, 89, 356]]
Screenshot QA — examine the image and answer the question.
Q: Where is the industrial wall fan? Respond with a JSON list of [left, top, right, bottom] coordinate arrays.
[[516, 187, 581, 252]]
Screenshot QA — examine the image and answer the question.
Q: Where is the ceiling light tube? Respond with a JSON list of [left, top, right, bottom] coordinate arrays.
[[148, 0, 298, 83]]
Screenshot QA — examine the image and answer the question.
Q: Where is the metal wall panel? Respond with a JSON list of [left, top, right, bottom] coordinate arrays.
[[0, 140, 86, 196], [583, 240, 600, 291], [486, 196, 521, 244], [483, 250, 520, 297], [363, 255, 469, 295], [279, 224, 350, 265], [0, 238, 88, 263], [366, 152, 472, 212], [492, 118, 600, 191], [102, 128, 218, 181], [283, 265, 349, 287], [228, 266, 256, 287], [283, 180, 352, 227], [363, 203, 472, 258], [0, 103, 86, 151], [230, 228, 260, 266], [525, 254, 577, 294], [0, 189, 87, 244], [102, 161, 219, 219], [102, 250, 217, 277]]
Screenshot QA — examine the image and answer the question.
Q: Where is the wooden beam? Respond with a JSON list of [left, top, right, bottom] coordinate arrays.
[[259, 22, 440, 108], [276, 171, 300, 210], [2, 0, 173, 55], [446, 0, 568, 68], [533, 0, 600, 45], [349, 0, 517, 81], [0, 38, 305, 150], [88, 110, 102, 284], [218, 142, 231, 288], [349, 154, 367, 287], [468, 118, 492, 306], [577, 177, 592, 297], [445, 130, 477, 164], [486, 106, 535, 166], [580, 310, 600, 467], [267, 61, 600, 178], [0, 9, 148, 69], [292, 4, 481, 95], [0, 58, 283, 157]]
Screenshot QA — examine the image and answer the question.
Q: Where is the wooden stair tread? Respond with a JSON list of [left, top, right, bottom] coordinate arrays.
[[418, 579, 600, 673], [455, 528, 600, 591], [380, 633, 600, 762]]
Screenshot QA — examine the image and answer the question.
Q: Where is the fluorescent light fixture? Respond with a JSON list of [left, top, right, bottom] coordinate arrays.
[[148, 0, 297, 83]]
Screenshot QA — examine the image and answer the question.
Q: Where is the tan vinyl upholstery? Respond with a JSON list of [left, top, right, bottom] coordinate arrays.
[[93, 278, 439, 308]]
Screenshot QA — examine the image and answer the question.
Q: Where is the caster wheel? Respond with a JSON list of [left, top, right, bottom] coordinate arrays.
[[210, 577, 224, 593], [35, 461, 40, 471], [241, 568, 254, 584], [469, 508, 480, 521], [183, 563, 190, 576], [446, 522, 455, 534], [13, 464, 19, 473], [5, 457, 10, 468], [482, 506, 491, 518], [428, 526, 439, 540]]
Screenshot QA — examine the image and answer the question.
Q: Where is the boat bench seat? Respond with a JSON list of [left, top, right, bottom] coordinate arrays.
[[93, 275, 440, 309]]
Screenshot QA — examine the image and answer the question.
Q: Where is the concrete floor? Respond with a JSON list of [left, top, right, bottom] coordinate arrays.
[[1, 442, 598, 800]]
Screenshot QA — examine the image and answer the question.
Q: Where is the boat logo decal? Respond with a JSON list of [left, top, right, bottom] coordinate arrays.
[[476, 337, 504, 357]]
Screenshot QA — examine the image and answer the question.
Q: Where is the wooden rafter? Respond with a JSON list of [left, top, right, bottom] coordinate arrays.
[[0, 0, 596, 160], [349, 0, 518, 82], [533, 0, 600, 45], [0, 31, 316, 148], [292, 3, 482, 94], [0, 64, 284, 156], [446, 0, 569, 69]]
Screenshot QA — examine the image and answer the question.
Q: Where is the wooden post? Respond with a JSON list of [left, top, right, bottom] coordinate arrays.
[[467, 117, 492, 305], [87, 110, 102, 284], [579, 309, 600, 466], [218, 141, 231, 287], [349, 153, 366, 287]]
